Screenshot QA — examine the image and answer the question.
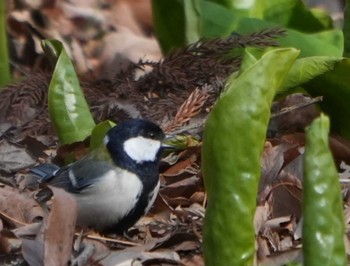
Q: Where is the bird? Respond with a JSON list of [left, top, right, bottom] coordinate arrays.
[[30, 119, 169, 234]]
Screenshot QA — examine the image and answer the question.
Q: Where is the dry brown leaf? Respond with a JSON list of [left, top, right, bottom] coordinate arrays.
[[181, 254, 204, 266], [163, 154, 198, 177], [0, 187, 44, 226], [41, 186, 78, 266], [257, 236, 271, 260], [161, 195, 190, 208], [270, 184, 302, 220], [189, 191, 205, 205], [12, 222, 42, 239], [13, 186, 78, 265], [0, 233, 10, 254], [100, 235, 178, 265], [258, 248, 302, 266], [22, 239, 44, 266], [254, 203, 270, 234], [0, 140, 36, 173], [173, 240, 200, 252], [264, 216, 292, 230]]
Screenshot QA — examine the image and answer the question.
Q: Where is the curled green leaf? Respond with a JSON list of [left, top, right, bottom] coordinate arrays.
[[42, 39, 62, 67], [44, 40, 96, 145], [202, 48, 299, 265], [303, 114, 346, 266]]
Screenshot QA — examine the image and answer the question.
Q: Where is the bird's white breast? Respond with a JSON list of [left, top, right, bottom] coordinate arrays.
[[123, 136, 161, 163], [75, 168, 143, 229]]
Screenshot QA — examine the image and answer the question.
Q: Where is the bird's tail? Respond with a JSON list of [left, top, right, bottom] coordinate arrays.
[[30, 163, 60, 182]]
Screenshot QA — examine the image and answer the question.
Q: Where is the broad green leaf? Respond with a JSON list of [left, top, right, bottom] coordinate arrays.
[[152, 0, 201, 54], [202, 48, 299, 265], [252, 0, 333, 32], [201, 1, 342, 57], [235, 20, 342, 57], [43, 40, 96, 145], [309, 8, 334, 30], [281, 56, 342, 92], [184, 0, 201, 44], [90, 120, 116, 151], [205, 0, 237, 10], [152, 0, 185, 53], [205, 0, 252, 14], [304, 58, 350, 139], [0, 0, 10, 88], [200, 1, 240, 37]]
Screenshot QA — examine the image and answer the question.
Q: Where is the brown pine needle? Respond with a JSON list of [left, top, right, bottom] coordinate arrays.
[[164, 87, 209, 133]]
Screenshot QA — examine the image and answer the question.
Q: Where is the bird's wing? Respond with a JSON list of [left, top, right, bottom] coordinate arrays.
[[32, 158, 115, 194], [30, 163, 60, 181]]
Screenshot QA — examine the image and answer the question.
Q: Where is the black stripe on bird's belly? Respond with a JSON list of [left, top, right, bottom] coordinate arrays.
[[101, 174, 159, 235]]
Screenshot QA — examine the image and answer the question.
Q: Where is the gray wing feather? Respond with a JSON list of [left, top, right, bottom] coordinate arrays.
[[39, 159, 114, 193]]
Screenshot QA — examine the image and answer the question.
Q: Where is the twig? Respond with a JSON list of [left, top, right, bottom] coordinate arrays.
[[271, 96, 323, 118]]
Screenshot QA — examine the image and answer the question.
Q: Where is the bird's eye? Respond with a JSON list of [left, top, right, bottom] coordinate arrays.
[[148, 132, 156, 139]]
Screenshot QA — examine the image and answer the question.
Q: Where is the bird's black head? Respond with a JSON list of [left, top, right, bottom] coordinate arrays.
[[104, 119, 165, 172]]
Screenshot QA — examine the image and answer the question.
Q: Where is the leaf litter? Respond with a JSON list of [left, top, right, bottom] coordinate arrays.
[[2, 1, 350, 266]]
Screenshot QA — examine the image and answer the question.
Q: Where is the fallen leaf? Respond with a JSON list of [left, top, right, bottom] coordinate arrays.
[[258, 248, 302, 266], [12, 223, 42, 239], [0, 187, 44, 226], [100, 235, 178, 266], [181, 254, 204, 266], [41, 186, 78, 266], [254, 203, 270, 234], [0, 140, 36, 173]]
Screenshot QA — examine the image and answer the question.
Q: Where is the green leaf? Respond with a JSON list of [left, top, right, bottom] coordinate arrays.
[[163, 134, 200, 150], [184, 0, 201, 44], [343, 0, 350, 57], [200, 1, 342, 57], [152, 0, 201, 54], [235, 20, 342, 57], [280, 56, 342, 92], [89, 120, 116, 151], [0, 0, 11, 88], [205, 0, 251, 12], [304, 59, 350, 138], [253, 0, 333, 32], [202, 48, 299, 266], [44, 40, 96, 145], [303, 114, 346, 266], [309, 8, 334, 30], [200, 1, 239, 37], [41, 39, 63, 67], [204, 0, 235, 9]]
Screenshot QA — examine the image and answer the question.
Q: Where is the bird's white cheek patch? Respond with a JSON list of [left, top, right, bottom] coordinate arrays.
[[123, 136, 161, 163]]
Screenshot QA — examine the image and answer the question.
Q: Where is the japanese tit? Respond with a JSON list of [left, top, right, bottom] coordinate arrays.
[[31, 119, 169, 234]]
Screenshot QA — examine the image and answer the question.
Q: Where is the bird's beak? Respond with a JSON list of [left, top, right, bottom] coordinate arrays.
[[162, 134, 178, 149], [162, 143, 176, 149]]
